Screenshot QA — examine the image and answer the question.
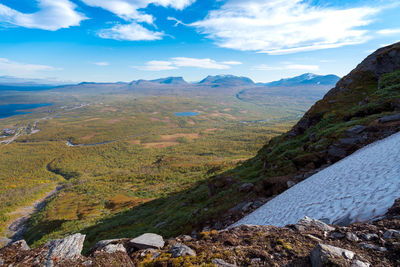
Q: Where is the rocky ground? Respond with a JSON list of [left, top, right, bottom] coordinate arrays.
[[0, 198, 399, 266]]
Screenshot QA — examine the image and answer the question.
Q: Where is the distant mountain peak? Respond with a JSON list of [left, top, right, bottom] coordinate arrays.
[[265, 73, 340, 87], [199, 75, 254, 86]]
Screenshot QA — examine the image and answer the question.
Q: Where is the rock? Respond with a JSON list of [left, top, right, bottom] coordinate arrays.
[[359, 243, 387, 251], [139, 248, 158, 258], [7, 240, 30, 251], [306, 234, 323, 242], [287, 180, 296, 188], [361, 233, 378, 241], [91, 239, 122, 251], [295, 216, 335, 232], [379, 113, 400, 123], [327, 146, 347, 161], [103, 243, 127, 254], [169, 243, 196, 258], [241, 202, 253, 212], [346, 125, 366, 135], [45, 233, 85, 260], [0, 258, 4, 265], [383, 229, 400, 239], [330, 232, 345, 239], [238, 183, 254, 193], [82, 260, 93, 266], [338, 137, 360, 146], [346, 232, 360, 242], [310, 244, 355, 267], [212, 258, 237, 267], [351, 260, 371, 267], [130, 233, 164, 250]]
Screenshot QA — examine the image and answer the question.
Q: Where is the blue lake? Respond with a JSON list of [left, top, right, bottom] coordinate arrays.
[[175, 112, 199, 117], [0, 103, 53, 119]]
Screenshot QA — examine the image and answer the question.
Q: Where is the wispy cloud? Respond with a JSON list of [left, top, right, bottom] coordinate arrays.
[[94, 62, 109, 66], [191, 0, 380, 54], [253, 63, 319, 71], [377, 28, 400, 35], [136, 60, 178, 71], [0, 58, 60, 76], [0, 0, 86, 31], [83, 0, 195, 41], [135, 57, 242, 71], [98, 23, 163, 41]]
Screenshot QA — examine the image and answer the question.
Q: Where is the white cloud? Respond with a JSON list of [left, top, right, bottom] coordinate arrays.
[[83, 0, 196, 41], [0, 58, 60, 76], [98, 23, 163, 41], [136, 57, 239, 71], [222, 61, 242, 65], [0, 0, 86, 31], [191, 0, 379, 54], [94, 62, 109, 66], [136, 60, 178, 71], [82, 0, 195, 22], [172, 57, 230, 69], [377, 28, 400, 35], [254, 63, 319, 71]]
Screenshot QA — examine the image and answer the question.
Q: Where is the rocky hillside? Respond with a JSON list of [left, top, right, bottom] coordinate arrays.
[[1, 198, 399, 266], [258, 42, 400, 185]]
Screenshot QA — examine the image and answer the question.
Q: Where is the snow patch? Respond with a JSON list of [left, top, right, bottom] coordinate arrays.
[[233, 131, 400, 227]]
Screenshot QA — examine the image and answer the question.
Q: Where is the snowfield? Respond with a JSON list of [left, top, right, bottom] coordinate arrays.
[[233, 131, 400, 227]]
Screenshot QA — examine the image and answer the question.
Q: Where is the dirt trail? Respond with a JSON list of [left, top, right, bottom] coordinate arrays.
[[2, 186, 63, 245]]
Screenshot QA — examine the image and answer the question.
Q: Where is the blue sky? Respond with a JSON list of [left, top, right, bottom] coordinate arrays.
[[0, 0, 399, 83]]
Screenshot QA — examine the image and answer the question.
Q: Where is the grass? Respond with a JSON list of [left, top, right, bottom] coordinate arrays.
[[0, 91, 299, 247]]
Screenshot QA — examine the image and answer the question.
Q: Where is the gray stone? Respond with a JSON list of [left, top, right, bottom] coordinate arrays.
[[346, 125, 366, 135], [383, 229, 400, 239], [338, 138, 360, 146], [351, 260, 371, 267], [346, 232, 360, 242], [295, 216, 335, 232], [361, 233, 378, 241], [359, 243, 387, 252], [241, 202, 253, 212], [169, 243, 196, 258], [8, 239, 30, 251], [91, 239, 122, 251], [306, 234, 323, 242], [287, 181, 296, 188], [103, 243, 126, 254], [130, 233, 164, 250], [45, 233, 85, 260], [379, 113, 400, 123], [330, 232, 345, 239], [327, 146, 347, 160], [82, 260, 93, 266], [310, 244, 355, 267], [212, 258, 237, 267], [238, 183, 254, 193], [0, 258, 4, 265]]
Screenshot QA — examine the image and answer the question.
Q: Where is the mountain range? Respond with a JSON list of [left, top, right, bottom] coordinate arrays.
[[0, 73, 340, 91]]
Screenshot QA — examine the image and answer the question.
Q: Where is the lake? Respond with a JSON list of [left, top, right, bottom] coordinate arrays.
[[175, 112, 199, 117], [0, 103, 53, 119]]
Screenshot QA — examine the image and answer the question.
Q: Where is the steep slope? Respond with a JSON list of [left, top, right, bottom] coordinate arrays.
[[259, 42, 400, 182], [234, 131, 400, 227]]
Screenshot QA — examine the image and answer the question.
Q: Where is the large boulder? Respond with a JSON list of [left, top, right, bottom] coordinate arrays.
[[310, 244, 355, 267], [45, 233, 85, 260], [130, 233, 164, 250], [169, 243, 196, 258]]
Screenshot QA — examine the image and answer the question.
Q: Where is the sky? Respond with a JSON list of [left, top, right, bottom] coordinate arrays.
[[0, 0, 399, 83]]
